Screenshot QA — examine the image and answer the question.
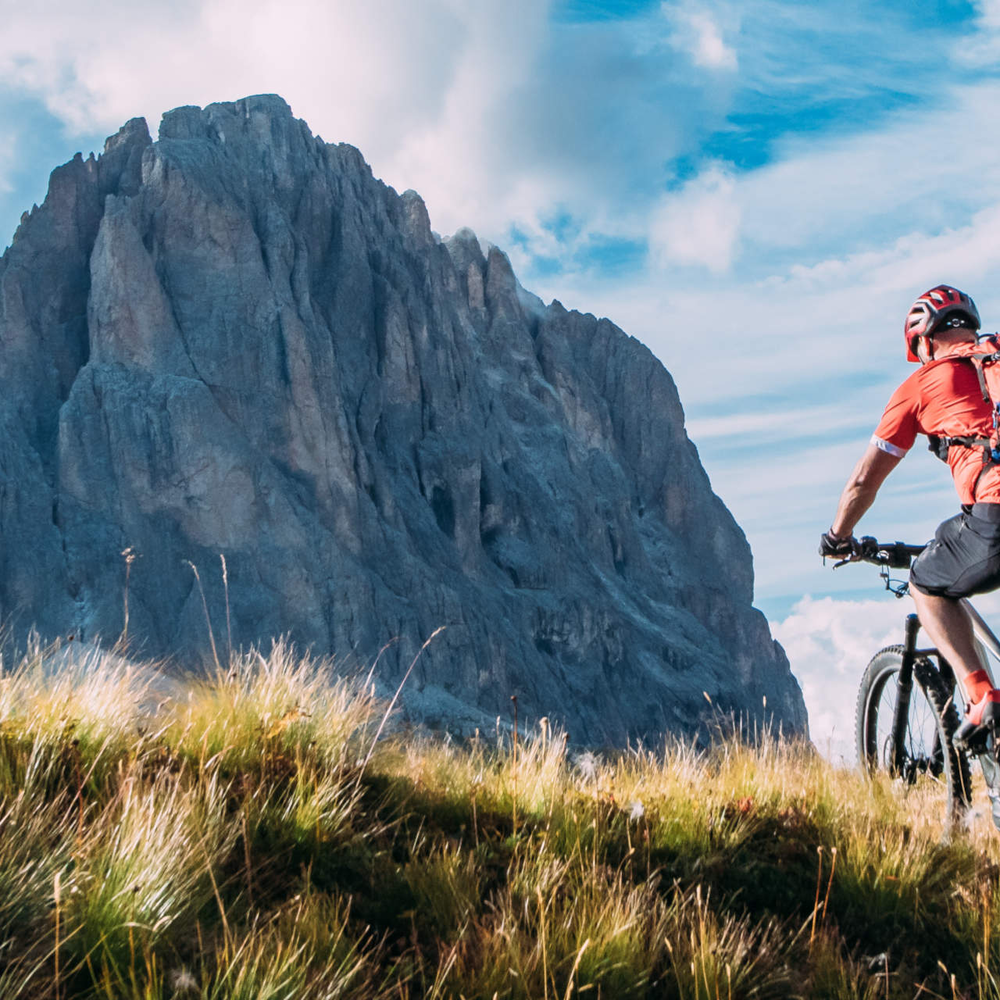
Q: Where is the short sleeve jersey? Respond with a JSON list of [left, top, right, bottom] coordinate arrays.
[[872, 355, 1000, 504]]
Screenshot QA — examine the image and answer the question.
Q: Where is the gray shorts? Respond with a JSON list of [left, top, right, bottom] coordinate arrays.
[[910, 503, 1000, 599]]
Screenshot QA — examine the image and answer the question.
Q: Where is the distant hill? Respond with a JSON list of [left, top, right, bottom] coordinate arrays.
[[0, 94, 806, 744]]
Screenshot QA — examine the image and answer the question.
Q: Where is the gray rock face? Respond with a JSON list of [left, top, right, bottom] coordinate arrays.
[[0, 95, 807, 744]]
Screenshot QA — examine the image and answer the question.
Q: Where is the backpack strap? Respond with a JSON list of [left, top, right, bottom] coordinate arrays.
[[928, 434, 998, 462], [966, 350, 1000, 403], [927, 434, 992, 462], [929, 346, 1000, 497], [929, 431, 1000, 501], [972, 452, 1000, 501]]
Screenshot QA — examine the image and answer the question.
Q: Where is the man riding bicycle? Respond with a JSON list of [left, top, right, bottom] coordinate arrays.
[[821, 285, 1000, 749]]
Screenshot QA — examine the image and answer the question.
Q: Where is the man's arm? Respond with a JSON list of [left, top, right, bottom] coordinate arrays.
[[829, 443, 902, 538]]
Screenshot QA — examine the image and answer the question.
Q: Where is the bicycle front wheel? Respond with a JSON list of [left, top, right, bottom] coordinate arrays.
[[856, 645, 971, 820]]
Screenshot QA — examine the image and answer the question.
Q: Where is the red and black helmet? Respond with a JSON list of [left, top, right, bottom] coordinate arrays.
[[904, 284, 980, 362]]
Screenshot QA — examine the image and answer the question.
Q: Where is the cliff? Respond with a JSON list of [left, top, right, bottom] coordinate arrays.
[[0, 94, 807, 743]]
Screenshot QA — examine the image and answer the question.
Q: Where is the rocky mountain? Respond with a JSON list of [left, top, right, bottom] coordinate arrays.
[[0, 95, 807, 744]]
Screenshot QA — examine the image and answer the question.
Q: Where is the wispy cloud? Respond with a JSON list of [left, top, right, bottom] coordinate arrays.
[[737, 83, 1000, 266], [3, 0, 984, 277], [772, 595, 912, 762], [686, 402, 869, 442], [663, 2, 739, 71], [649, 163, 740, 272], [956, 0, 1000, 64], [0, 0, 747, 259]]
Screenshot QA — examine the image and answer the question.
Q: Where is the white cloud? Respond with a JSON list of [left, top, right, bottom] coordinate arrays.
[[775, 590, 1000, 762], [975, 0, 1000, 24], [663, 2, 738, 71], [0, 0, 472, 149], [0, 0, 724, 255], [3, 1, 991, 278], [737, 81, 1000, 257], [0, 1, 558, 243], [956, 0, 1000, 64], [649, 164, 740, 273], [535, 83, 1000, 401], [773, 595, 907, 762]]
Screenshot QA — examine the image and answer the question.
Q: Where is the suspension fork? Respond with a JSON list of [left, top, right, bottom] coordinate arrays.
[[891, 614, 922, 773]]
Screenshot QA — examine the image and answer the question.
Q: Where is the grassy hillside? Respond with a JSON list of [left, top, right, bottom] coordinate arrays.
[[1, 639, 1000, 998]]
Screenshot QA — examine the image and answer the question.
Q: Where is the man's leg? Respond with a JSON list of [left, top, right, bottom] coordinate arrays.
[[909, 588, 984, 689], [911, 586, 999, 743], [907, 507, 1000, 742]]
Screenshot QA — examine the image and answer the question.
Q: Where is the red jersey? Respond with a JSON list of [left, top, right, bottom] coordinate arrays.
[[872, 354, 1000, 504]]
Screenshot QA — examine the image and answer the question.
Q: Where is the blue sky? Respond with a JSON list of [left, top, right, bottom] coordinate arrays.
[[3, 0, 1000, 757]]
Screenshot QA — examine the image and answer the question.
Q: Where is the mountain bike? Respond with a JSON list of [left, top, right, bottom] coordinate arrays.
[[839, 537, 1000, 828]]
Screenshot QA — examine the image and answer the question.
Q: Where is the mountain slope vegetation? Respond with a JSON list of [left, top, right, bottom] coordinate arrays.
[[0, 640, 995, 999]]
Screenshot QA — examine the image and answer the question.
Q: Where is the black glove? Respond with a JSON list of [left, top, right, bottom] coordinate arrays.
[[819, 530, 856, 559]]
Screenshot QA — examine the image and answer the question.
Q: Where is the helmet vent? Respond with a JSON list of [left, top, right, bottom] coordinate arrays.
[[903, 284, 981, 361]]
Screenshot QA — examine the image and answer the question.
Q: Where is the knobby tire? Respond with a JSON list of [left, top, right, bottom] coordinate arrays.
[[856, 645, 972, 824]]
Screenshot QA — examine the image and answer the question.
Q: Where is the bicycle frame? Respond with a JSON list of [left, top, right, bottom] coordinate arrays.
[[891, 614, 922, 773], [889, 597, 1000, 772], [964, 597, 1000, 687]]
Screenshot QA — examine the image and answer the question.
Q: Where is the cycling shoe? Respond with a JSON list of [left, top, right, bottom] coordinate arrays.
[[954, 690, 1000, 750]]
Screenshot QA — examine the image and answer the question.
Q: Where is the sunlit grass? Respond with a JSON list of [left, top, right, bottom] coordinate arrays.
[[0, 743, 78, 946], [65, 764, 235, 969], [3, 639, 1000, 997], [166, 640, 379, 774]]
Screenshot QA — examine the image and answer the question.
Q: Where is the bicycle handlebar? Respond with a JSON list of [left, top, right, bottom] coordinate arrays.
[[835, 537, 926, 570]]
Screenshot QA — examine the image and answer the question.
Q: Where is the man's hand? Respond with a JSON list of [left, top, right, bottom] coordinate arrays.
[[819, 530, 856, 559]]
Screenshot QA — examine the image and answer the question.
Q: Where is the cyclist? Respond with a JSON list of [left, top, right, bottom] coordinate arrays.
[[820, 285, 1000, 748]]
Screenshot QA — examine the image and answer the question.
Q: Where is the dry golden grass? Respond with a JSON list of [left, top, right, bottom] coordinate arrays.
[[2, 640, 1000, 997]]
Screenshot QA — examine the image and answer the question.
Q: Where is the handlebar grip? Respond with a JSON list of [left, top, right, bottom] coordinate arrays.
[[857, 536, 879, 559], [856, 537, 919, 568], [883, 542, 915, 569]]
